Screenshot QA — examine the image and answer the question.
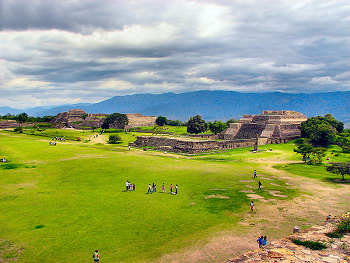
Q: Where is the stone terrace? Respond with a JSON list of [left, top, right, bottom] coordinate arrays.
[[228, 214, 350, 263]]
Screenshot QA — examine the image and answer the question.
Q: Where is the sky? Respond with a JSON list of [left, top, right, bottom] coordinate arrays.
[[0, 0, 349, 109]]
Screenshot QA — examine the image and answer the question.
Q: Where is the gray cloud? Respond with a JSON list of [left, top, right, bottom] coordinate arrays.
[[0, 0, 349, 108]]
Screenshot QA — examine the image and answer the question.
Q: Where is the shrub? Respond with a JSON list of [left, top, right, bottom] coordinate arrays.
[[13, 127, 23, 133], [337, 216, 350, 234], [325, 232, 343, 238], [108, 134, 122, 144], [291, 239, 327, 250]]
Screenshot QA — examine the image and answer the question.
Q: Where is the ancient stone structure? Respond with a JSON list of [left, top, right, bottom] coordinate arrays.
[[52, 110, 156, 129], [50, 109, 87, 127], [0, 120, 19, 129], [131, 136, 257, 153], [131, 110, 307, 153], [221, 110, 307, 144], [124, 113, 157, 129]]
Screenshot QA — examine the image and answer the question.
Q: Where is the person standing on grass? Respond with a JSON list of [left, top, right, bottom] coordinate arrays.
[[170, 184, 173, 193], [147, 184, 152, 194], [253, 170, 257, 178], [250, 201, 254, 212], [126, 181, 129, 191], [258, 181, 262, 190], [92, 250, 99, 262], [175, 184, 178, 195], [162, 183, 166, 193]]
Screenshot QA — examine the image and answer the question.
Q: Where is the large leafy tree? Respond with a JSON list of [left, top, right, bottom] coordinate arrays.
[[187, 115, 207, 134], [156, 116, 168, 126], [16, 112, 28, 125], [300, 114, 342, 147], [208, 121, 228, 135], [326, 163, 350, 181], [294, 142, 314, 162], [102, 113, 128, 129]]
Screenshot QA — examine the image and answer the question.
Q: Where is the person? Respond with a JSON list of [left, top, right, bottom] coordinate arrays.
[[92, 250, 99, 262], [162, 183, 166, 193], [258, 181, 262, 190], [133, 184, 135, 191], [128, 146, 131, 151], [175, 184, 178, 195], [257, 236, 264, 248], [250, 201, 254, 212], [0, 158, 6, 163], [152, 183, 156, 192], [170, 184, 173, 193], [253, 170, 257, 178], [147, 184, 152, 194], [326, 214, 331, 221], [263, 236, 267, 246], [126, 181, 129, 191], [129, 183, 133, 191]]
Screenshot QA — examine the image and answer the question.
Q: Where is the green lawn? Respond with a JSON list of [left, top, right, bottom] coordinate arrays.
[[0, 129, 349, 262]]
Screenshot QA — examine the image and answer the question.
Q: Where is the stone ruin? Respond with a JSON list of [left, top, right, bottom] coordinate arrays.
[[50, 109, 156, 129], [220, 110, 307, 144], [131, 111, 307, 153]]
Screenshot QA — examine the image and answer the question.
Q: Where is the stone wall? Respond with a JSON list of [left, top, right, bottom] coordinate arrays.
[[130, 136, 257, 153], [0, 120, 19, 128]]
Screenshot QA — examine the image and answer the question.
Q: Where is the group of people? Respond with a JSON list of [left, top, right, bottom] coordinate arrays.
[[147, 183, 178, 195], [52, 136, 65, 141], [125, 181, 135, 191], [257, 236, 268, 248], [49, 141, 57, 146], [253, 170, 263, 190]]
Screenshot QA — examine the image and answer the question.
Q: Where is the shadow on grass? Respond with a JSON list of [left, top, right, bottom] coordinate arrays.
[[324, 178, 350, 184]]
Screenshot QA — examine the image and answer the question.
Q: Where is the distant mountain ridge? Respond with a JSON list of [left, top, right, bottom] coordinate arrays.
[[1, 90, 349, 125]]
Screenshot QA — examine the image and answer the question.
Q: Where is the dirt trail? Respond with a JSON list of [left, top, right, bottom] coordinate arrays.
[[158, 162, 350, 263]]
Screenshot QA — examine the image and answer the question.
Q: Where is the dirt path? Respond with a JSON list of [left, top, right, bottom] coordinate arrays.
[[158, 163, 350, 263]]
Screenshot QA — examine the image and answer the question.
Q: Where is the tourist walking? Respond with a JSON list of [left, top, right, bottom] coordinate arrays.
[[263, 236, 267, 246], [170, 184, 173, 193], [250, 201, 254, 212], [92, 250, 99, 262], [162, 183, 166, 193], [126, 181, 129, 191], [175, 184, 178, 195], [253, 170, 257, 178], [258, 181, 262, 190], [147, 184, 152, 194]]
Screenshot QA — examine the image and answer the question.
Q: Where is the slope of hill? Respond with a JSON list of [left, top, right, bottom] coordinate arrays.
[[2, 91, 349, 125]]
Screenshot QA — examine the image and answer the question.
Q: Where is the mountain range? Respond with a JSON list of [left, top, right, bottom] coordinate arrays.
[[1, 90, 350, 125]]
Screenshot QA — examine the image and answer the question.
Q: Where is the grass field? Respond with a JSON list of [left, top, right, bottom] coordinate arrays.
[[1, 129, 350, 262]]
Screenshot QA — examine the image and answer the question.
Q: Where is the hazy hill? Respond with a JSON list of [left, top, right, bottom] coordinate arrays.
[[2, 91, 350, 125]]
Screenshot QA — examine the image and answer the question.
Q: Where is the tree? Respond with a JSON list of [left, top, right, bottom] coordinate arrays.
[[309, 147, 327, 164], [294, 142, 314, 162], [226, 118, 238, 126], [108, 134, 122, 144], [156, 116, 168, 126], [168, 119, 184, 126], [102, 113, 128, 129], [326, 162, 350, 181], [208, 121, 228, 135], [16, 112, 28, 126], [187, 115, 207, 134]]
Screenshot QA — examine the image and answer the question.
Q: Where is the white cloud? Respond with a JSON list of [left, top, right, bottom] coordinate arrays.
[[0, 0, 349, 108]]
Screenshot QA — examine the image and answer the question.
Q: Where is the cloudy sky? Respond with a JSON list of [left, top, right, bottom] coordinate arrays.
[[0, 0, 349, 108]]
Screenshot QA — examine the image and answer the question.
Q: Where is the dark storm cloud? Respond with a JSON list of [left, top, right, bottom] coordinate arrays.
[[0, 0, 349, 108]]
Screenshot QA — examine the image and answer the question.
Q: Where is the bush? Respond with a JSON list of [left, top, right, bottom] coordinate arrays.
[[108, 134, 122, 144], [291, 239, 327, 250], [13, 127, 23, 133], [337, 216, 350, 234], [325, 232, 343, 238]]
